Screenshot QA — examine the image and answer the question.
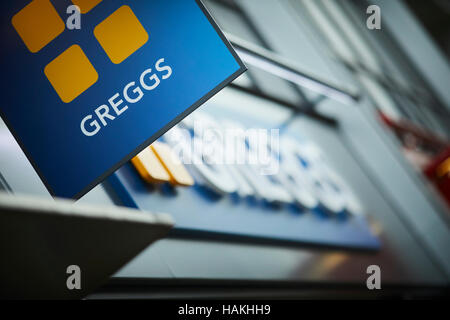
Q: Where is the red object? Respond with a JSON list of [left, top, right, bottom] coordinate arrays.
[[378, 111, 448, 153], [378, 111, 450, 210]]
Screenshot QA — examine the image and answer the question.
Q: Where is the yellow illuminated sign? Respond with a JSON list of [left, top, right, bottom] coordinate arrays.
[[131, 146, 171, 184], [151, 142, 194, 187], [131, 142, 194, 187]]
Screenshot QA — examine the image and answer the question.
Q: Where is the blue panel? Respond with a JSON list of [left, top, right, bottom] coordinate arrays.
[[0, 0, 244, 198]]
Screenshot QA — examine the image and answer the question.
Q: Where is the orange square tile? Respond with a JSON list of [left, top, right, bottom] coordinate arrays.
[[12, 0, 65, 53], [44, 45, 98, 103], [94, 5, 149, 64]]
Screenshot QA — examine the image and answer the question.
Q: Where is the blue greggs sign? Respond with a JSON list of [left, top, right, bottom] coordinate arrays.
[[0, 0, 245, 199]]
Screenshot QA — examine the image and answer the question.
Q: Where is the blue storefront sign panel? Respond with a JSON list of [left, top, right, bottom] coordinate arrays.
[[0, 0, 245, 198]]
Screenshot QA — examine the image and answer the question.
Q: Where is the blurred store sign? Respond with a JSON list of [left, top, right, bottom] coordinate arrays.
[[105, 107, 380, 250], [132, 111, 363, 215]]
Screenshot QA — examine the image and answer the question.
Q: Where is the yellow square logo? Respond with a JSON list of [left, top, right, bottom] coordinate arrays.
[[44, 45, 98, 103], [71, 0, 102, 14], [94, 5, 149, 64], [11, 0, 65, 53]]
